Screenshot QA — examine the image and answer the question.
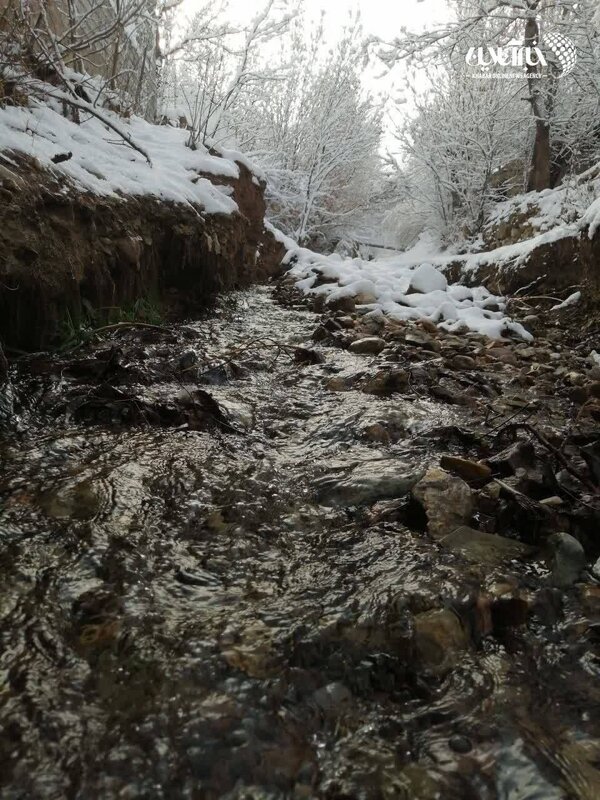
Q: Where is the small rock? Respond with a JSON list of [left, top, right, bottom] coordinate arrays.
[[179, 350, 199, 371], [314, 462, 424, 507], [440, 526, 533, 567], [361, 369, 409, 395], [405, 331, 441, 353], [592, 557, 600, 581], [412, 468, 473, 538], [409, 263, 448, 293], [349, 337, 386, 355], [440, 456, 492, 484], [414, 609, 468, 671], [312, 682, 352, 714], [449, 735, 472, 754], [448, 354, 477, 370], [326, 296, 355, 313], [547, 533, 586, 588], [294, 347, 324, 365], [325, 375, 356, 392]]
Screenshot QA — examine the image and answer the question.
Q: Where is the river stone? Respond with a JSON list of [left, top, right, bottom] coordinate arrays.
[[440, 456, 492, 484], [440, 526, 533, 566], [547, 533, 586, 587], [326, 295, 355, 313], [312, 682, 352, 714], [361, 369, 409, 395], [412, 468, 473, 538], [414, 608, 468, 671], [314, 462, 424, 507], [349, 337, 386, 355]]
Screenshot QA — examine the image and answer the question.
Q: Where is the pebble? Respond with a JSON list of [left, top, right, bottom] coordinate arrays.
[[449, 735, 472, 754], [349, 336, 386, 355]]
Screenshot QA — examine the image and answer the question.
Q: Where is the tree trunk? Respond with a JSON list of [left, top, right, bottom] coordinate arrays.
[[529, 118, 551, 192], [525, 14, 551, 192]]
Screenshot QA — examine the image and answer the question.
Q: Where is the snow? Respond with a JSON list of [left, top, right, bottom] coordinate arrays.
[[280, 238, 533, 341], [551, 291, 581, 311], [0, 84, 264, 215]]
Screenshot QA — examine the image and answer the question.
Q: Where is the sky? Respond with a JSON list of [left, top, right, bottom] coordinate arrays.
[[181, 0, 451, 45], [179, 0, 453, 151]]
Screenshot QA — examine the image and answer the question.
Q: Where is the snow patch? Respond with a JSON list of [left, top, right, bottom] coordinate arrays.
[[0, 85, 261, 215], [282, 242, 533, 341]]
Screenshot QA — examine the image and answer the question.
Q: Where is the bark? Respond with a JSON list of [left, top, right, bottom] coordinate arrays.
[[525, 14, 551, 192]]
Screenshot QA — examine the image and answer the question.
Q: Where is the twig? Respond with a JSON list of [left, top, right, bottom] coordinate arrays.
[[510, 423, 598, 494]]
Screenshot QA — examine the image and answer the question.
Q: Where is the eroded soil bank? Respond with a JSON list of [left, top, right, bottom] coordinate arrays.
[[0, 157, 284, 351], [0, 281, 599, 799]]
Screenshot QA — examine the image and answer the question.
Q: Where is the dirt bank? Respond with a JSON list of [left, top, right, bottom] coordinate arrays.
[[0, 156, 284, 351]]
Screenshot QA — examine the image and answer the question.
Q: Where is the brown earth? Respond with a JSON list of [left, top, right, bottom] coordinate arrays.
[[0, 154, 285, 351]]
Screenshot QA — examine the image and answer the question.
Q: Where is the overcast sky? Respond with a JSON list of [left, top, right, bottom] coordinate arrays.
[[180, 0, 453, 152], [182, 0, 451, 42]]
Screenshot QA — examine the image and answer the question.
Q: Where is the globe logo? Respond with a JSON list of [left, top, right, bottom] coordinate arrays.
[[543, 30, 578, 76]]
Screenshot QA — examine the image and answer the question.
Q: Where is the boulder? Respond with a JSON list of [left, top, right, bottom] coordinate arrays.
[[412, 468, 474, 538]]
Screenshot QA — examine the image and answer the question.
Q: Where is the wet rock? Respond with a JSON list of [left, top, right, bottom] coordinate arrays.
[[440, 526, 533, 566], [592, 558, 600, 581], [547, 533, 586, 587], [198, 363, 237, 385], [405, 330, 441, 352], [312, 682, 352, 714], [325, 375, 357, 392], [486, 440, 536, 476], [314, 462, 424, 507], [412, 468, 474, 538], [294, 347, 325, 365], [449, 735, 472, 754], [179, 349, 199, 371], [349, 337, 386, 355], [448, 354, 477, 370], [414, 608, 468, 671], [440, 456, 492, 484], [430, 385, 464, 405], [326, 296, 355, 313], [361, 369, 409, 395]]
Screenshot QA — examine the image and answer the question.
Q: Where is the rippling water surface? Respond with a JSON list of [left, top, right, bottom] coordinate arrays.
[[1, 288, 599, 799]]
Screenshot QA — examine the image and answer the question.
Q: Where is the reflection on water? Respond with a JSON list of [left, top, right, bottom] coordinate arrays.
[[0, 288, 598, 799]]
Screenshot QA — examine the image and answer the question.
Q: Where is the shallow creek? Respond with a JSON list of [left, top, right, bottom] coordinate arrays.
[[0, 287, 599, 799]]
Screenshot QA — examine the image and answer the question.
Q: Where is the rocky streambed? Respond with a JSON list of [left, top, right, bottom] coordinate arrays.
[[0, 281, 599, 799]]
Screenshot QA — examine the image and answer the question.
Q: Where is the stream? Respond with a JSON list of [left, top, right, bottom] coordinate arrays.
[[1, 286, 599, 799]]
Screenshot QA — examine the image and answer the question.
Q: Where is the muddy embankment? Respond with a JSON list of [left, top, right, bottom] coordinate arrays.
[[0, 156, 285, 352], [445, 226, 600, 307]]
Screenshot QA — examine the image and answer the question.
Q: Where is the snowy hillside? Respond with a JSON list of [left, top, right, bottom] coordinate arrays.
[[0, 79, 261, 216]]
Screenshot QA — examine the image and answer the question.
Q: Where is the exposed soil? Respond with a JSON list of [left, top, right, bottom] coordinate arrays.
[[0, 156, 285, 350]]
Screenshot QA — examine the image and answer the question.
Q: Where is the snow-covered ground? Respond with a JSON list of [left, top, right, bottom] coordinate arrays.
[[0, 79, 261, 215], [270, 227, 533, 340]]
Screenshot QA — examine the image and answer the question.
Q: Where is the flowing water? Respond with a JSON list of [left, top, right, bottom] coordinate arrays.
[[1, 287, 599, 799]]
